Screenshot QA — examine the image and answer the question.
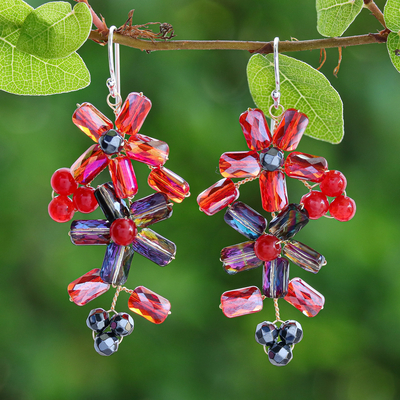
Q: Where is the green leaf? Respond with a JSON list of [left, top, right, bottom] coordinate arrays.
[[17, 2, 92, 59], [247, 53, 343, 144], [384, 0, 400, 32], [386, 32, 400, 72], [316, 0, 364, 37]]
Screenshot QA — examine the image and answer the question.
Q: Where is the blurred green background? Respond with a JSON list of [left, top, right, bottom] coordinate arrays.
[[1, 0, 399, 399]]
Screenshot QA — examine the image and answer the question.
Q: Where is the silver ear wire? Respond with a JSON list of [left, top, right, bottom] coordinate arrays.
[[106, 26, 122, 112], [271, 37, 281, 110]]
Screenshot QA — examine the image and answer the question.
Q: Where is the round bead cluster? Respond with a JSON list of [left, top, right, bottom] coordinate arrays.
[[86, 308, 134, 356], [255, 320, 303, 366]]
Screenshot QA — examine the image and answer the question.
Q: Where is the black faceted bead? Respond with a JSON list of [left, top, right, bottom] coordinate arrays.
[[279, 320, 303, 345], [94, 331, 120, 356], [99, 129, 124, 155], [86, 308, 110, 332], [110, 312, 134, 336], [268, 342, 293, 366], [255, 321, 279, 346], [94, 182, 130, 222], [259, 147, 285, 172]]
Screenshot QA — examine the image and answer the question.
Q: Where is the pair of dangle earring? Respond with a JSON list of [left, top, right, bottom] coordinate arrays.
[[197, 38, 356, 366], [48, 27, 190, 356]]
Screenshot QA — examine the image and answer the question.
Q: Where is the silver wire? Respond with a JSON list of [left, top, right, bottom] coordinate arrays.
[[271, 37, 281, 110]]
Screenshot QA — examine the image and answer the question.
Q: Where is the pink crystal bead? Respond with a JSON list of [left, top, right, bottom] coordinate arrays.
[[285, 152, 328, 183], [259, 170, 288, 212], [125, 134, 169, 166], [219, 151, 261, 178], [221, 286, 263, 318], [72, 103, 113, 143], [115, 92, 152, 136], [273, 109, 309, 151], [148, 167, 190, 203], [70, 144, 109, 185], [239, 109, 272, 151], [109, 156, 138, 199]]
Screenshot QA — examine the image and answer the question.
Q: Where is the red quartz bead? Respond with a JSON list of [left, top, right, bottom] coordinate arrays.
[[320, 170, 347, 197], [254, 234, 281, 261], [219, 151, 261, 178], [300, 191, 329, 220], [126, 134, 169, 167], [109, 156, 138, 199], [273, 109, 308, 151], [284, 152, 328, 183], [51, 168, 78, 195], [110, 218, 137, 246], [239, 109, 272, 151], [73, 186, 98, 213], [48, 195, 75, 223], [329, 195, 356, 222], [259, 170, 288, 213], [221, 286, 263, 318]]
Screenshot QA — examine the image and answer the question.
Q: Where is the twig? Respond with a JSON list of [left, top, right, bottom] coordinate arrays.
[[364, 0, 386, 29]]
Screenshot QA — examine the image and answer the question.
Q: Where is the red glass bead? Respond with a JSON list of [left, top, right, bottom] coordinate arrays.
[[48, 195, 75, 223], [148, 167, 190, 203], [254, 234, 281, 261], [115, 92, 152, 136], [197, 178, 239, 216], [125, 134, 169, 167], [284, 152, 328, 183], [259, 170, 288, 213], [239, 108, 272, 151], [110, 218, 137, 246], [284, 277, 325, 317], [68, 268, 110, 306], [320, 170, 347, 197], [219, 151, 261, 178], [72, 103, 113, 142], [300, 191, 329, 220], [273, 109, 308, 151], [221, 286, 263, 318], [70, 144, 109, 185], [73, 186, 98, 213], [329, 195, 356, 221], [109, 157, 138, 199], [128, 286, 171, 324], [51, 168, 78, 195]]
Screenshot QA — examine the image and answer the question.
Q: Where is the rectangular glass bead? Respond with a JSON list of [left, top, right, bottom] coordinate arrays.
[[262, 257, 289, 298], [70, 219, 111, 245], [221, 286, 263, 318], [100, 243, 134, 285], [283, 240, 326, 274], [221, 241, 263, 275]]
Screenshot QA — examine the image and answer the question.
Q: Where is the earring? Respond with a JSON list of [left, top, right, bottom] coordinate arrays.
[[48, 27, 190, 356], [196, 38, 355, 366]]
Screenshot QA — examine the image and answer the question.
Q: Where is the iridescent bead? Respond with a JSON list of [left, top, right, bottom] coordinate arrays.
[[86, 308, 110, 332], [220, 286, 263, 318], [70, 219, 111, 245], [219, 151, 260, 178], [221, 241, 263, 275], [262, 257, 289, 298], [125, 134, 169, 167], [109, 156, 138, 199], [100, 243, 134, 285], [284, 152, 328, 183], [110, 313, 134, 336], [239, 108, 272, 151], [283, 240, 326, 274], [259, 170, 288, 213], [224, 201, 267, 240]]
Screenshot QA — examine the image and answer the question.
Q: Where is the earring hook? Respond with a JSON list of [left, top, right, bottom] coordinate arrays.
[[271, 37, 280, 109], [107, 26, 122, 113]]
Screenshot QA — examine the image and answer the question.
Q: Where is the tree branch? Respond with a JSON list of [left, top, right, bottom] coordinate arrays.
[[89, 30, 389, 54], [363, 0, 386, 28]]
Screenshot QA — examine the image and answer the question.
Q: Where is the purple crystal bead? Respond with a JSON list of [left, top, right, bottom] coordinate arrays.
[[262, 257, 289, 298], [100, 243, 134, 285], [269, 204, 309, 240], [132, 228, 176, 266], [221, 241, 263, 275], [70, 219, 111, 245], [283, 240, 326, 274], [224, 201, 267, 240], [130, 192, 173, 228]]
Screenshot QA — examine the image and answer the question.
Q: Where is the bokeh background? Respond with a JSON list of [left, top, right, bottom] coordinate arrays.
[[1, 0, 399, 399]]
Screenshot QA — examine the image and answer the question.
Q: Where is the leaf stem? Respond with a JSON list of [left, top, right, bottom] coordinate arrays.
[[363, 0, 386, 28]]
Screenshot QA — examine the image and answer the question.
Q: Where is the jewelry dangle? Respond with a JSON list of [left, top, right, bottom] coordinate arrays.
[[197, 37, 355, 366], [48, 27, 190, 356]]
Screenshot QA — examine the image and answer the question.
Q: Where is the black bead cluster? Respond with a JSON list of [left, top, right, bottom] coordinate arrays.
[[255, 320, 303, 366], [86, 308, 134, 356]]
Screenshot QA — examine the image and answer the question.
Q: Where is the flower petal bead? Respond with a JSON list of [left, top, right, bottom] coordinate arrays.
[[224, 201, 267, 240], [72, 103, 113, 143], [48, 195, 75, 223], [320, 170, 347, 197], [219, 151, 261, 178], [329, 195, 356, 221], [100, 243, 134, 285], [73, 186, 98, 213], [70, 219, 111, 245], [239, 108, 272, 151], [68, 268, 110, 306], [197, 178, 239, 216], [269, 204, 309, 241], [221, 286, 263, 318], [284, 277, 325, 317], [148, 167, 190, 203], [115, 92, 152, 136], [70, 144, 109, 185], [221, 241, 263, 275], [262, 257, 290, 298], [300, 191, 329, 220], [109, 156, 138, 199], [284, 152, 328, 183], [283, 241, 326, 274], [125, 134, 169, 167], [259, 170, 288, 213], [128, 286, 171, 324], [51, 168, 78, 195]]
